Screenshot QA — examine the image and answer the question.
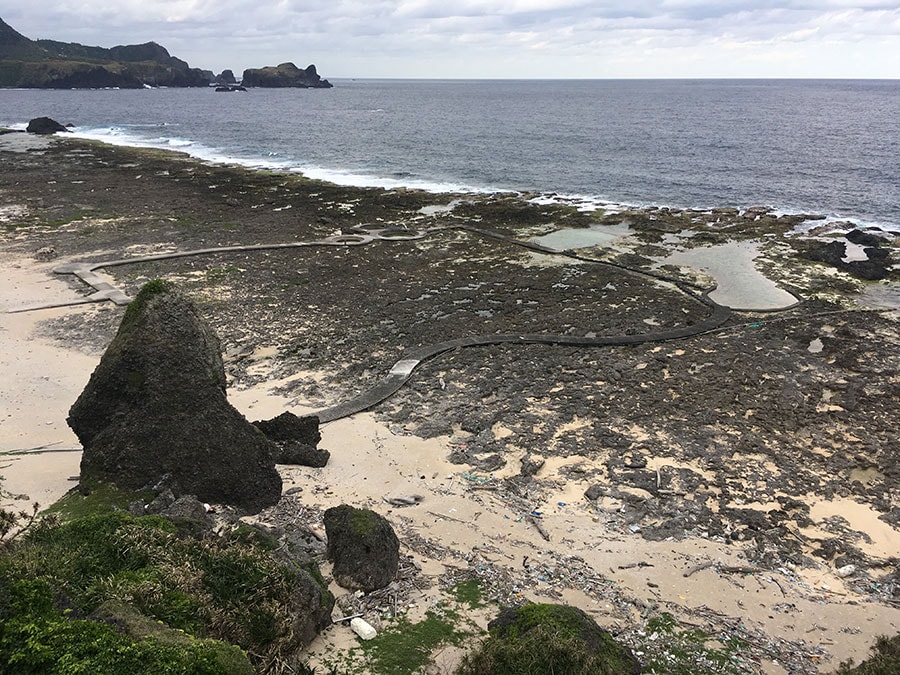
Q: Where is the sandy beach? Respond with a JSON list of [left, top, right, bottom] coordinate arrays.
[[2, 132, 899, 673]]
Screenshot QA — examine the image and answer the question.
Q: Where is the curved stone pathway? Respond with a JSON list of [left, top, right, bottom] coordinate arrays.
[[17, 223, 769, 421]]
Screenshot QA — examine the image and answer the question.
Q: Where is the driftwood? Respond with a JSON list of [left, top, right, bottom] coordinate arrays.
[[528, 515, 551, 542], [683, 561, 715, 577], [683, 562, 763, 578], [426, 510, 467, 524]]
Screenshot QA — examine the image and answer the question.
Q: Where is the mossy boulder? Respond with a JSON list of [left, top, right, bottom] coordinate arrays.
[[458, 603, 642, 675], [68, 280, 281, 512], [324, 505, 399, 592]]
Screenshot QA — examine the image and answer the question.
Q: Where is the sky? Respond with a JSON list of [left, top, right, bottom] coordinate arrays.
[[2, 2, 898, 79]]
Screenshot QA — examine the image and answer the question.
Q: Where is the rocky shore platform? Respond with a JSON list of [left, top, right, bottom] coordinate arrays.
[[1, 131, 898, 673]]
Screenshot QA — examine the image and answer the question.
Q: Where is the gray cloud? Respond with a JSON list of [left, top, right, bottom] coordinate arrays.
[[1, 2, 897, 77]]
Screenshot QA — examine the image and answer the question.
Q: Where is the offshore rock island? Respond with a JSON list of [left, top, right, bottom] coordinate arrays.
[[0, 17, 331, 89]]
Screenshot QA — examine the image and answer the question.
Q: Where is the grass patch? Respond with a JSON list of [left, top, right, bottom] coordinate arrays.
[[448, 579, 486, 609], [836, 634, 900, 674], [42, 480, 151, 521], [362, 611, 465, 674], [321, 608, 468, 675]]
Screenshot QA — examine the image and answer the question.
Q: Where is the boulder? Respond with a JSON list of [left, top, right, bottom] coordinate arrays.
[[275, 441, 330, 467], [26, 116, 69, 134], [68, 280, 282, 512], [324, 505, 399, 592], [254, 411, 321, 445], [254, 411, 328, 467], [460, 603, 641, 674]]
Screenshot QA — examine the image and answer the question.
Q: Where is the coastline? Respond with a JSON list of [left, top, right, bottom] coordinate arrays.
[[2, 132, 898, 673]]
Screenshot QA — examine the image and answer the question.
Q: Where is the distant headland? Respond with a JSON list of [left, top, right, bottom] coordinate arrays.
[[0, 17, 331, 89]]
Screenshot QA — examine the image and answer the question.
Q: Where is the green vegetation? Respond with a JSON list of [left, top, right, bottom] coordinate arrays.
[[448, 579, 486, 609], [120, 279, 172, 330], [320, 607, 469, 675], [457, 603, 638, 675], [363, 611, 465, 673], [0, 498, 329, 674], [42, 481, 151, 521], [836, 635, 900, 674]]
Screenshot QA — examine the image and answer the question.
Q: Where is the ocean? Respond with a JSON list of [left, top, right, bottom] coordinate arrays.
[[1, 79, 898, 228]]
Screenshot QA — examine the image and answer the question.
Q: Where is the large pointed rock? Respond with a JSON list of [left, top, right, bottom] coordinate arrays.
[[68, 280, 281, 512]]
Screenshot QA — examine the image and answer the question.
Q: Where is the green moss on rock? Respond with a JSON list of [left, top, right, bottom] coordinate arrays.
[[457, 603, 640, 675]]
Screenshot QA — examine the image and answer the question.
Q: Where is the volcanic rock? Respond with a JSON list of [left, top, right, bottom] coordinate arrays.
[[253, 411, 328, 466], [26, 116, 69, 134], [67, 280, 282, 512], [324, 505, 399, 592]]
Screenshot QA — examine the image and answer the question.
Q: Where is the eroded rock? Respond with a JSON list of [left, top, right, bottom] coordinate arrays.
[[68, 280, 282, 512]]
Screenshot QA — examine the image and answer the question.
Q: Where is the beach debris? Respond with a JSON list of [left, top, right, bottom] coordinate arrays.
[[383, 494, 424, 507], [528, 514, 551, 542], [836, 564, 857, 578], [426, 510, 467, 523], [325, 504, 400, 592], [350, 617, 378, 640]]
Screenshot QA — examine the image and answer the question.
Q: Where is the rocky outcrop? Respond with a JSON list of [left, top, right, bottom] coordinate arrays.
[[324, 505, 399, 592], [68, 280, 282, 512], [799, 233, 895, 281], [26, 116, 69, 134], [241, 62, 332, 88], [468, 603, 642, 674], [0, 17, 211, 88], [215, 69, 237, 85], [253, 411, 329, 467]]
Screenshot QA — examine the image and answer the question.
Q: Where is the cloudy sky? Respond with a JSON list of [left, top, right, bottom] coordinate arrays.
[[2, 2, 898, 79]]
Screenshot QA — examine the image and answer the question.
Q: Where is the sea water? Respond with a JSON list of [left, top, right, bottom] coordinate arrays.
[[1, 79, 899, 229]]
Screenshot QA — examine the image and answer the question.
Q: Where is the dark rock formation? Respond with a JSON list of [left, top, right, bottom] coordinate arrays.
[[254, 411, 321, 445], [215, 69, 237, 85], [474, 604, 642, 674], [799, 237, 894, 281], [0, 17, 211, 88], [241, 62, 332, 88], [324, 505, 399, 591], [253, 411, 328, 467], [68, 280, 282, 512], [275, 441, 330, 467], [846, 228, 889, 248], [26, 116, 69, 134], [584, 484, 604, 501]]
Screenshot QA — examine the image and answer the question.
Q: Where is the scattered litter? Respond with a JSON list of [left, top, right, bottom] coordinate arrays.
[[383, 494, 424, 507], [350, 617, 377, 640]]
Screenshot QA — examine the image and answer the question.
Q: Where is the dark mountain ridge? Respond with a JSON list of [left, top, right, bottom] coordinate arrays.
[[0, 18, 332, 90], [0, 17, 210, 88]]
